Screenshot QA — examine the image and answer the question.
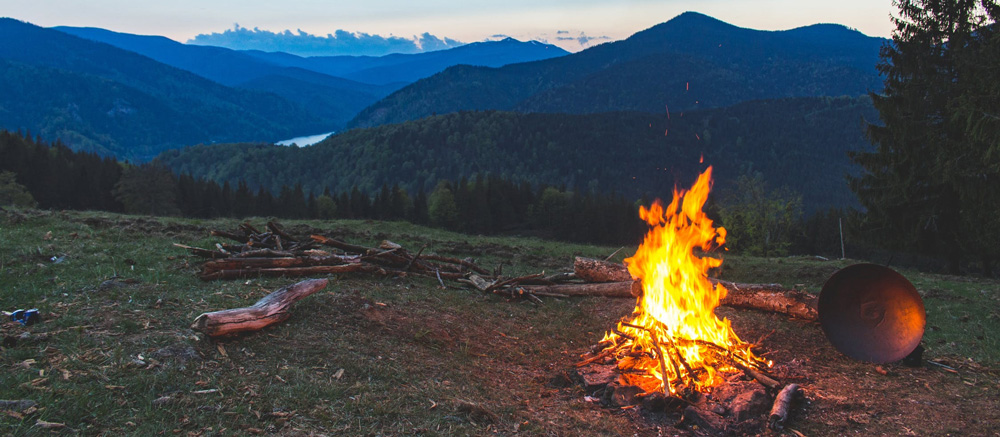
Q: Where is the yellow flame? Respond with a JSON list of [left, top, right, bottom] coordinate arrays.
[[605, 166, 762, 394]]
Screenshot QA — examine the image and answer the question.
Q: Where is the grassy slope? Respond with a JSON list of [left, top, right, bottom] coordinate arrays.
[[1, 209, 997, 435]]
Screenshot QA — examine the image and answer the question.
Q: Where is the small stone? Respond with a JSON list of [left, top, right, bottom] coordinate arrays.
[[603, 383, 643, 407], [730, 388, 769, 422], [573, 364, 618, 392]]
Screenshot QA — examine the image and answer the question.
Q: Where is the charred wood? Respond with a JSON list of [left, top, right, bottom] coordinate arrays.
[[768, 383, 802, 430]]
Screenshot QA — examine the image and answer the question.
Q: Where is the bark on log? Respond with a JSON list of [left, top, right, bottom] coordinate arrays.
[[520, 278, 818, 320], [190, 278, 329, 336], [768, 383, 802, 430], [310, 234, 374, 255], [518, 281, 642, 298], [198, 264, 369, 281], [717, 280, 819, 321], [571, 258, 819, 321], [574, 257, 634, 282], [201, 255, 361, 272]]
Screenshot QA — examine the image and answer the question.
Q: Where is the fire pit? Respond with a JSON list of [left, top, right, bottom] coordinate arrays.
[[576, 167, 798, 433]]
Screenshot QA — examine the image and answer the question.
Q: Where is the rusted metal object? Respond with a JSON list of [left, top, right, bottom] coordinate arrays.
[[818, 264, 926, 363]]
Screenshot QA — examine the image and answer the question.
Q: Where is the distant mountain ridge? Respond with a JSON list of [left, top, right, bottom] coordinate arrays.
[[347, 11, 886, 128], [241, 37, 570, 85], [0, 18, 324, 160], [53, 26, 569, 129], [53, 26, 401, 128]]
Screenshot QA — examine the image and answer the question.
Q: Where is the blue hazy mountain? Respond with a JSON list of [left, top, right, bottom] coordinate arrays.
[[53, 26, 400, 128], [347, 12, 886, 128], [241, 37, 570, 85], [0, 18, 325, 161]]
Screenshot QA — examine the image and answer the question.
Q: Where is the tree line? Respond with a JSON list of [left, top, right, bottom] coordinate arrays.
[[850, 0, 999, 275], [5, 128, 867, 260], [0, 130, 649, 245]]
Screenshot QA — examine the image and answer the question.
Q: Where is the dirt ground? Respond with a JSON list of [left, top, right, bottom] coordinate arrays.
[[319, 289, 1000, 436]]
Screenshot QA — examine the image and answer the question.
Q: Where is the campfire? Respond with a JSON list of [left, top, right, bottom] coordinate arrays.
[[597, 167, 770, 395]]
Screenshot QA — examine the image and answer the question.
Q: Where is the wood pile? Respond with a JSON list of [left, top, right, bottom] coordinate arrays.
[[174, 221, 488, 282], [175, 222, 818, 320]]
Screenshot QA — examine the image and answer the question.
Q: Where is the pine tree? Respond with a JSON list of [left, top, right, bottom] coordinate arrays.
[[0, 171, 37, 207], [850, 0, 999, 273]]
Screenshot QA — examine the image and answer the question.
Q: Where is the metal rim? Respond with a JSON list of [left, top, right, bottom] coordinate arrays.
[[819, 264, 926, 363]]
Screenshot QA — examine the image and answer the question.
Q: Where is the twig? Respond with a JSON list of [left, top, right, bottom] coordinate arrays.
[[404, 246, 427, 272], [574, 348, 615, 367], [926, 360, 959, 373], [604, 246, 626, 262], [435, 269, 446, 288], [648, 329, 676, 395], [620, 322, 681, 394], [520, 290, 569, 298], [419, 254, 489, 275], [485, 273, 544, 294]]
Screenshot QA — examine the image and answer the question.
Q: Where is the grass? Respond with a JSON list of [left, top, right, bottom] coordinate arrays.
[[1, 208, 998, 435]]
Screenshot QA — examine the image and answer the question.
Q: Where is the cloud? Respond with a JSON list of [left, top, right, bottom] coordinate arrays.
[[554, 31, 611, 49], [187, 24, 465, 57]]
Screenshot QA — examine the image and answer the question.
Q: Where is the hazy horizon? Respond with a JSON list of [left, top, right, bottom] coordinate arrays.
[[2, 0, 894, 53]]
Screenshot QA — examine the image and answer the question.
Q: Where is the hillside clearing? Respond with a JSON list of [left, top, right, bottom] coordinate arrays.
[[1, 209, 998, 435]]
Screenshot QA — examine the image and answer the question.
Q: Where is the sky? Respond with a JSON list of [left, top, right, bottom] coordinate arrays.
[[1, 0, 896, 52]]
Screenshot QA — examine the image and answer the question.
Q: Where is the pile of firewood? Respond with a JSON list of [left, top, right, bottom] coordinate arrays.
[[174, 221, 489, 282], [175, 221, 818, 320]]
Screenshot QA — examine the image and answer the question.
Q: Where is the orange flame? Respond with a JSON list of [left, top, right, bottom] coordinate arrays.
[[601, 166, 766, 395]]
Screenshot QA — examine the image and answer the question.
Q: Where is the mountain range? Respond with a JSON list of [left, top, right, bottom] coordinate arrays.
[[0, 12, 888, 213], [0, 18, 325, 160], [0, 19, 568, 160], [347, 12, 885, 128]]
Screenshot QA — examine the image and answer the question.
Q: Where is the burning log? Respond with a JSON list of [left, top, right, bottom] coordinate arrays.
[[190, 278, 329, 337], [571, 257, 819, 321], [768, 383, 802, 430]]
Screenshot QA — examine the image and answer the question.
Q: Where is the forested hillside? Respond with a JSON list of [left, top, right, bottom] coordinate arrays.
[[159, 96, 878, 213], [347, 12, 884, 128]]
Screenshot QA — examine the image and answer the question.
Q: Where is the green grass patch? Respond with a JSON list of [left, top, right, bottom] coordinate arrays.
[[1, 208, 997, 434]]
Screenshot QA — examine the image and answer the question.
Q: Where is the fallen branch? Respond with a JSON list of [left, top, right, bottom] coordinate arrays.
[[518, 281, 641, 298], [768, 383, 802, 430], [716, 280, 818, 321], [190, 278, 329, 336], [574, 257, 633, 282], [198, 264, 369, 281]]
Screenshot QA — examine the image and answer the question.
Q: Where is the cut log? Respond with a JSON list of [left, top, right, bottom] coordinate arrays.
[[571, 258, 819, 320], [519, 278, 818, 320], [518, 281, 642, 298], [198, 264, 368, 281], [717, 280, 819, 321], [768, 383, 802, 430], [191, 278, 329, 336], [574, 257, 633, 282], [310, 234, 374, 255], [201, 255, 361, 272]]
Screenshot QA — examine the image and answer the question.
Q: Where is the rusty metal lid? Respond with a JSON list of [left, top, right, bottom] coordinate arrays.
[[819, 264, 926, 363]]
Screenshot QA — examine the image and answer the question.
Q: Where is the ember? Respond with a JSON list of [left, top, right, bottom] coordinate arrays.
[[599, 167, 769, 395]]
